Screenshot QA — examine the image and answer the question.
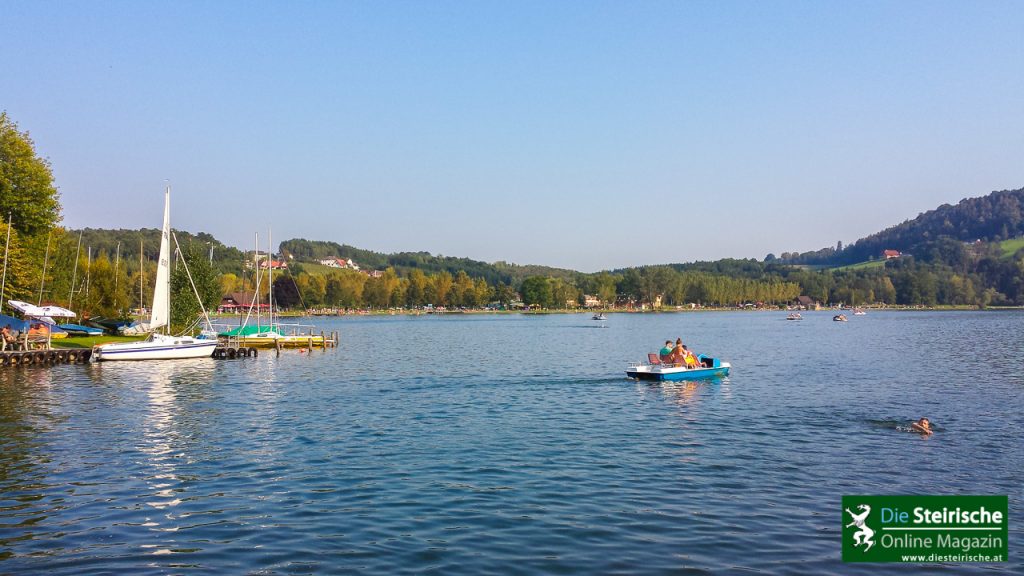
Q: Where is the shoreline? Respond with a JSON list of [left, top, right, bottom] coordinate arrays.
[[210, 305, 1022, 319]]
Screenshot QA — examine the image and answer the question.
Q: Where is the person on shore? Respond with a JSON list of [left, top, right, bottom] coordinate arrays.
[[910, 418, 933, 435], [659, 341, 674, 362], [1, 325, 13, 351]]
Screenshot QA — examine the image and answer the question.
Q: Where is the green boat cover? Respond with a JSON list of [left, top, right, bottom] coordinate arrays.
[[219, 325, 277, 337]]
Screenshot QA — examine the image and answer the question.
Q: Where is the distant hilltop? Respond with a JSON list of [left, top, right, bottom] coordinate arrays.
[[773, 187, 1024, 267], [69, 187, 1024, 278]]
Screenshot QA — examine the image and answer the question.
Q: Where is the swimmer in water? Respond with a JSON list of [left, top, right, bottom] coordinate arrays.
[[909, 417, 933, 435]]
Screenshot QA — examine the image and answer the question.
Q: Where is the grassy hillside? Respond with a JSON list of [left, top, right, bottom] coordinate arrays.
[[999, 236, 1024, 258], [831, 259, 886, 271]]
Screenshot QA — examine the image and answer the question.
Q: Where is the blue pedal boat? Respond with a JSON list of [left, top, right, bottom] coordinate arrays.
[[626, 354, 731, 381]]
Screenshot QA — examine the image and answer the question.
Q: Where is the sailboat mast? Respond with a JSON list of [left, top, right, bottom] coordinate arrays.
[[38, 231, 52, 305], [268, 228, 273, 328], [85, 246, 92, 304], [162, 187, 171, 335], [254, 232, 261, 329], [69, 230, 83, 308], [139, 239, 144, 315]]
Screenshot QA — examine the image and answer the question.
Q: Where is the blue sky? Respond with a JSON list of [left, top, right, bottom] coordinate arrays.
[[4, 1, 1023, 272]]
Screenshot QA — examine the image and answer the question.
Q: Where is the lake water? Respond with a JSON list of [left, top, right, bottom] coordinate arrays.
[[1, 311, 1021, 574]]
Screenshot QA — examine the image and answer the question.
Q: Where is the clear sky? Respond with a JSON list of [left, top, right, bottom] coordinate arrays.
[[3, 1, 1023, 272]]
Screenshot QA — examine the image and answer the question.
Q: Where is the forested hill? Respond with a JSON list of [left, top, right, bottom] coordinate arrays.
[[781, 187, 1024, 266], [279, 238, 579, 286], [66, 228, 248, 274]]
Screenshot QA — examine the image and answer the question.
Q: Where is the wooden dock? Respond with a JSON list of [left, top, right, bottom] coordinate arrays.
[[1, 331, 338, 367], [0, 348, 93, 366]]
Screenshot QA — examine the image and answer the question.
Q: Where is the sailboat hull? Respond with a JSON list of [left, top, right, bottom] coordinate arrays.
[[93, 335, 217, 361]]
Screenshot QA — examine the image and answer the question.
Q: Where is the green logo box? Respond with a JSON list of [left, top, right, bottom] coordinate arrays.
[[842, 495, 1008, 563]]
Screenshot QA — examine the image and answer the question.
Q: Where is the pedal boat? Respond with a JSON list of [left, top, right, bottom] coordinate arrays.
[[626, 355, 731, 381]]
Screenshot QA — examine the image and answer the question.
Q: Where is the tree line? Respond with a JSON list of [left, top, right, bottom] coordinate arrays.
[[3, 110, 1022, 331]]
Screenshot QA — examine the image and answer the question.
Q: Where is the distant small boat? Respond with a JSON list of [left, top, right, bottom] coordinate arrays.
[[853, 308, 866, 316], [786, 313, 802, 321], [592, 313, 607, 321], [833, 314, 848, 322]]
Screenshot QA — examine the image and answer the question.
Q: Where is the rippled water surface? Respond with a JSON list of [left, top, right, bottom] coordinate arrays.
[[1, 311, 1021, 574]]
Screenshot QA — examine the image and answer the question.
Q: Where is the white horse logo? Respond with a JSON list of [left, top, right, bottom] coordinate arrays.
[[845, 504, 875, 552]]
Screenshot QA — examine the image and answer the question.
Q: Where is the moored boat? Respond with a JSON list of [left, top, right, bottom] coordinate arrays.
[[92, 333, 218, 361], [626, 354, 731, 381], [215, 229, 330, 349], [218, 324, 326, 348], [93, 187, 217, 361]]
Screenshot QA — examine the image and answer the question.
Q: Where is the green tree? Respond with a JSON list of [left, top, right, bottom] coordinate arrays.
[[493, 282, 517, 306], [334, 270, 366, 308], [219, 273, 240, 296], [520, 276, 551, 307], [473, 278, 491, 306], [272, 274, 303, 309], [428, 271, 453, 306], [0, 221, 35, 305], [83, 252, 131, 317], [295, 272, 326, 307], [452, 271, 475, 307], [595, 272, 617, 306], [170, 244, 220, 333], [406, 269, 428, 306], [0, 112, 62, 237], [549, 277, 579, 309]]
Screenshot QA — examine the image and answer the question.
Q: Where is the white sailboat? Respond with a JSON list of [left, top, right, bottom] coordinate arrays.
[[93, 187, 218, 361]]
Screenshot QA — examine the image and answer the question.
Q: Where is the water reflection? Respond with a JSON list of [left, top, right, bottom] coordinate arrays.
[[86, 360, 227, 556], [0, 368, 86, 564]]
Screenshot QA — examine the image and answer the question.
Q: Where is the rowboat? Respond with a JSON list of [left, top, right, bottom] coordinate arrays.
[[626, 354, 731, 381]]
